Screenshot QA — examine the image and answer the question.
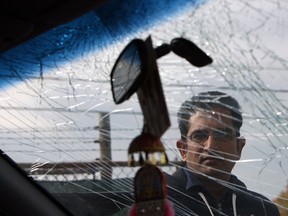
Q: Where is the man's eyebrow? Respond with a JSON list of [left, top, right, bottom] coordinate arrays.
[[189, 128, 208, 133], [209, 127, 234, 132]]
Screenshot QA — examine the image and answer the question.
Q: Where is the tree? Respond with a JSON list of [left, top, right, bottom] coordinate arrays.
[[273, 182, 288, 216]]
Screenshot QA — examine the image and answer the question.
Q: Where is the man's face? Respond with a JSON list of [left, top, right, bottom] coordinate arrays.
[[177, 106, 245, 180]]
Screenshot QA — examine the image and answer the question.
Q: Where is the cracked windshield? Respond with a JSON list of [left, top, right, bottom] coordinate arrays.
[[0, 0, 287, 215]]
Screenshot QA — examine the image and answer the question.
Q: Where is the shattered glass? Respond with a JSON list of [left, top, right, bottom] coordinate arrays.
[[0, 0, 287, 215]]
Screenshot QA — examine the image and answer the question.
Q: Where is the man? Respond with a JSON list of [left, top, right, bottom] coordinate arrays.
[[165, 91, 280, 215]]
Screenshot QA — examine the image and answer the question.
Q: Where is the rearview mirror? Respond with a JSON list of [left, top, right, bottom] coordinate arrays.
[[111, 37, 213, 105], [110, 39, 148, 104]]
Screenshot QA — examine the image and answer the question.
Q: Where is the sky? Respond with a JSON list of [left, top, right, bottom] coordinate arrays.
[[0, 0, 287, 203]]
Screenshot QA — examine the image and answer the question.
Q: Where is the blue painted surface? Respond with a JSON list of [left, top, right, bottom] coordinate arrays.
[[0, 0, 204, 88]]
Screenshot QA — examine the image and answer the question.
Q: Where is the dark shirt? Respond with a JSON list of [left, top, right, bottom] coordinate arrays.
[[164, 167, 280, 216], [184, 167, 203, 189]]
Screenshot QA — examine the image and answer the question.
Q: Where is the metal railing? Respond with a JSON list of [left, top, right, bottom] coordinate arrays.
[[19, 161, 183, 181]]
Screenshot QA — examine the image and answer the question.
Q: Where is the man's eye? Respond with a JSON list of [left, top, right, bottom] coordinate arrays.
[[214, 131, 233, 140], [214, 131, 227, 137], [192, 132, 208, 140]]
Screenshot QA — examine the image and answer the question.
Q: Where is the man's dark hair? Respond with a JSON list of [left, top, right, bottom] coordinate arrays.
[[177, 91, 243, 141]]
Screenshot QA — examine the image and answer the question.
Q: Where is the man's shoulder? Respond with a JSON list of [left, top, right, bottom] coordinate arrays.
[[237, 188, 280, 215], [228, 178, 280, 215], [238, 186, 274, 205], [163, 167, 187, 188]]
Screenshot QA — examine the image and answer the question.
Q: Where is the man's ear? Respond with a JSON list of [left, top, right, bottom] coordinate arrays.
[[236, 137, 246, 158], [176, 140, 187, 161]]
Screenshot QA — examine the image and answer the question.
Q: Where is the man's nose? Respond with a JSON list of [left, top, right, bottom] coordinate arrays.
[[203, 135, 219, 150]]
